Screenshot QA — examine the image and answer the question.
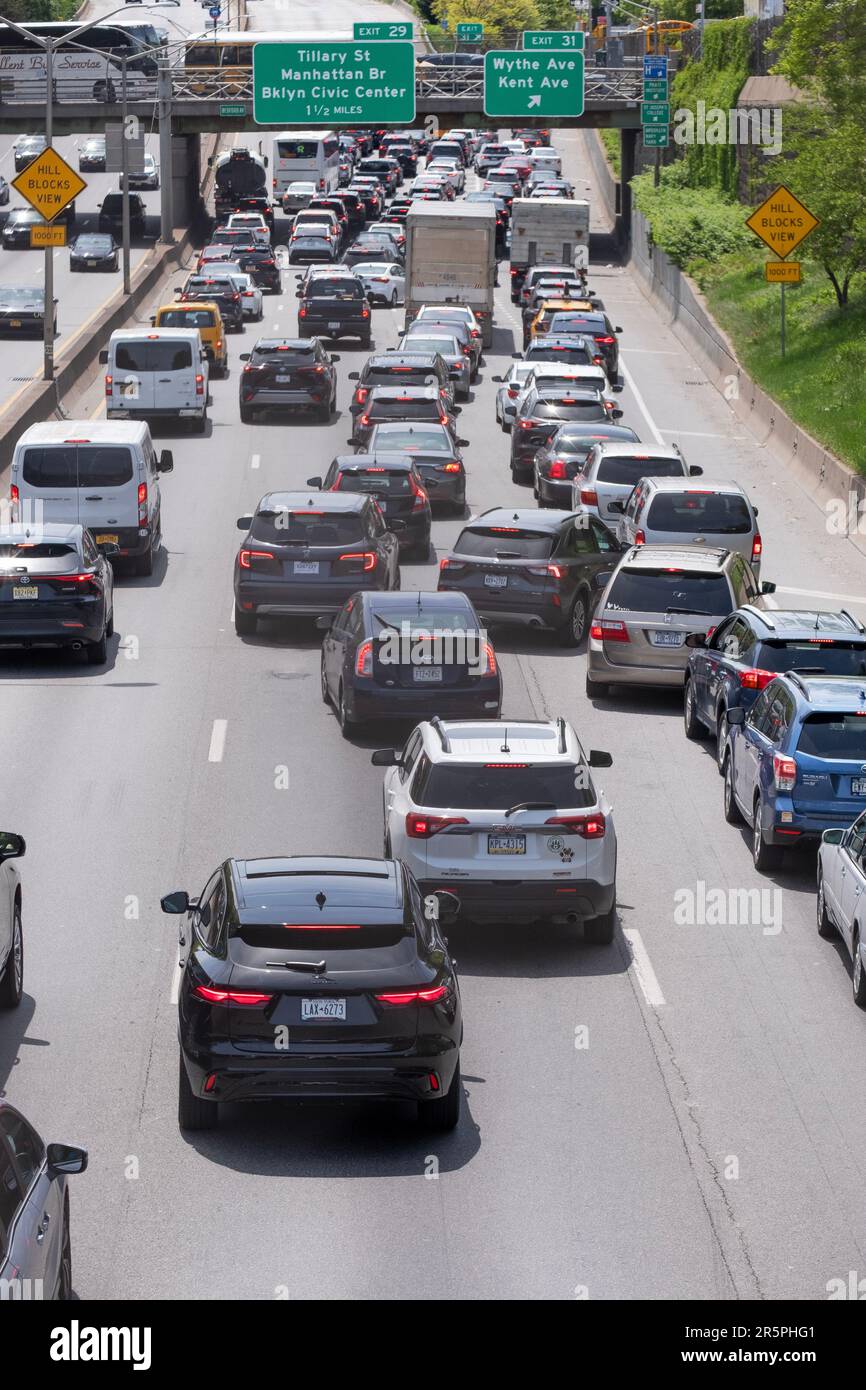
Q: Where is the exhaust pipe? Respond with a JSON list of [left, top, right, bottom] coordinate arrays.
[[565, 913, 580, 926], [71, 641, 83, 650]]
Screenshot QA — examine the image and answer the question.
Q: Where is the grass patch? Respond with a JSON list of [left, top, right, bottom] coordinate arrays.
[[599, 129, 620, 178], [696, 251, 866, 474]]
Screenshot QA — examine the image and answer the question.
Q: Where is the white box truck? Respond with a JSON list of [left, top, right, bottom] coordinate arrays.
[[404, 201, 497, 347], [508, 198, 591, 301]]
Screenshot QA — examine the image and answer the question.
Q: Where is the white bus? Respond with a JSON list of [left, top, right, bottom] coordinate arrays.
[[271, 131, 341, 198], [0, 21, 158, 102]]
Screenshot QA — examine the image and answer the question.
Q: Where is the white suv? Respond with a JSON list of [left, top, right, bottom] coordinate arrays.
[[372, 717, 617, 941]]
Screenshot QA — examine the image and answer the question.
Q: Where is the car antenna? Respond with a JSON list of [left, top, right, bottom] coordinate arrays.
[[500, 728, 510, 753]]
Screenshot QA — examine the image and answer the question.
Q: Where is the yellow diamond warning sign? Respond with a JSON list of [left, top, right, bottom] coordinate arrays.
[[746, 185, 819, 260], [12, 146, 86, 224]]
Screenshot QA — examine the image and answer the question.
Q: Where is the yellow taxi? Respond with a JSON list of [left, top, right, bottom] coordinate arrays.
[[150, 301, 229, 377], [528, 297, 598, 342]]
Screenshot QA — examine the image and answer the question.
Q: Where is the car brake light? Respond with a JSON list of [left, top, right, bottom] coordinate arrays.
[[773, 753, 797, 792], [634, 529, 646, 545], [299, 306, 307, 317], [752, 533, 762, 561], [341, 551, 376, 571], [361, 307, 370, 318], [358, 412, 371, 427], [137, 481, 147, 524], [545, 814, 606, 838], [739, 668, 775, 691], [580, 487, 598, 505], [238, 549, 277, 569], [443, 462, 461, 473], [405, 813, 468, 838], [462, 345, 471, 355], [595, 335, 615, 345], [518, 419, 535, 431], [355, 638, 373, 676], [195, 373, 204, 396], [104, 374, 113, 396], [10, 484, 18, 506], [527, 563, 565, 579], [194, 985, 272, 1005], [591, 619, 629, 642], [548, 460, 569, 480], [375, 985, 449, 1005]]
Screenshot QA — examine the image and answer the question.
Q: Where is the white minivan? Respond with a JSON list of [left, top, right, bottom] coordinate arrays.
[[99, 329, 209, 432], [10, 421, 174, 576]]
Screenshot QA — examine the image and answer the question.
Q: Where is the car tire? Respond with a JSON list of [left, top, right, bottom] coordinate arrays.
[[585, 671, 607, 699], [361, 335, 372, 348], [192, 412, 207, 435], [0, 902, 23, 1009], [56, 1199, 72, 1300], [715, 705, 728, 773], [320, 656, 331, 705], [134, 545, 153, 578], [240, 404, 255, 423], [338, 683, 356, 739], [559, 587, 590, 647], [106, 609, 114, 639], [722, 755, 742, 824], [417, 1060, 461, 1132], [816, 871, 836, 939], [86, 630, 108, 665], [752, 797, 782, 871], [584, 905, 616, 945], [177, 1051, 217, 1131], [317, 399, 331, 422], [853, 931, 866, 1008], [234, 604, 257, 637], [683, 678, 706, 740], [409, 538, 431, 562]]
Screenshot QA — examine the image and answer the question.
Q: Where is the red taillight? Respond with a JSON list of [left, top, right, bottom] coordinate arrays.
[[137, 481, 147, 524], [239, 548, 277, 569], [634, 529, 646, 545], [194, 985, 272, 1006], [354, 387, 369, 405], [517, 419, 535, 431], [527, 562, 565, 579], [299, 306, 307, 318], [506, 386, 520, 399], [405, 813, 468, 839], [375, 985, 449, 1005], [773, 753, 797, 792], [355, 639, 373, 676], [104, 374, 113, 397], [739, 668, 774, 691], [341, 551, 376, 572], [10, 484, 18, 506], [549, 460, 568, 479], [361, 307, 370, 318], [358, 412, 371, 427], [595, 335, 615, 345], [195, 373, 204, 396], [591, 619, 629, 642], [545, 814, 606, 838], [461, 345, 471, 355], [752, 533, 762, 561], [443, 462, 461, 473], [580, 487, 598, 505], [482, 641, 497, 675]]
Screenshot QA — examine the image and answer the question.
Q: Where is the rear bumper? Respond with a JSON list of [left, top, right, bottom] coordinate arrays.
[[588, 642, 688, 687], [417, 877, 615, 923], [0, 615, 105, 647], [235, 579, 383, 617], [536, 474, 573, 507], [303, 319, 369, 340], [107, 408, 205, 421], [241, 388, 328, 408], [348, 679, 501, 722], [181, 1046, 459, 1104]]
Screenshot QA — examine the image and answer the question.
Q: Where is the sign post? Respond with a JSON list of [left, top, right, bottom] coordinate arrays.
[[483, 48, 585, 119], [747, 186, 819, 358], [253, 40, 416, 125]]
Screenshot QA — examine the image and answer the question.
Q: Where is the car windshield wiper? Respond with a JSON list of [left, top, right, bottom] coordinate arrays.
[[504, 801, 556, 818], [666, 606, 712, 616], [265, 959, 327, 973], [494, 549, 522, 559]]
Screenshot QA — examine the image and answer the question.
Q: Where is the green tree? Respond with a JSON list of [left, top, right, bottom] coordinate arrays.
[[771, 0, 866, 132], [536, 0, 575, 29], [780, 106, 866, 307]]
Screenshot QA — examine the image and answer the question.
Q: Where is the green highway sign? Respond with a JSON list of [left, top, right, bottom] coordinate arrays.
[[523, 30, 585, 49], [352, 21, 412, 41], [642, 78, 668, 100], [483, 49, 585, 118], [253, 40, 415, 125], [641, 100, 670, 126], [456, 22, 484, 42], [642, 125, 670, 147], [219, 103, 247, 117]]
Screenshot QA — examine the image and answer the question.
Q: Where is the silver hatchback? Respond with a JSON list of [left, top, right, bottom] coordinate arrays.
[[571, 442, 701, 526], [611, 477, 763, 576], [586, 545, 775, 697]]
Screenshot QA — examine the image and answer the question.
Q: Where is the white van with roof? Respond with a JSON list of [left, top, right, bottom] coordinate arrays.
[[10, 421, 174, 576], [99, 328, 209, 432]]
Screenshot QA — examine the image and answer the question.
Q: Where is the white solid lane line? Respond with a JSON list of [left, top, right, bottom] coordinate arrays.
[[208, 718, 228, 763], [623, 929, 667, 1009], [659, 429, 749, 440], [617, 354, 666, 447], [250, 453, 260, 469], [774, 585, 866, 606]]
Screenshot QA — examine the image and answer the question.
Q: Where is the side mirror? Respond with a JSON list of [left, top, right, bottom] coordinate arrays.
[[159, 449, 173, 473], [426, 889, 460, 924], [594, 570, 613, 588], [173, 286, 182, 295], [753, 506, 759, 517], [587, 749, 613, 767], [822, 828, 846, 846], [684, 632, 706, 649], [330, 354, 341, 363], [456, 438, 470, 448], [47, 1144, 88, 1177], [347, 371, 360, 381], [314, 614, 332, 631], [511, 351, 522, 359], [0, 832, 25, 862], [161, 890, 190, 914], [615, 325, 623, 333], [726, 707, 745, 726], [761, 580, 776, 594], [452, 406, 462, 415], [689, 465, 703, 476], [149, 316, 156, 326], [371, 748, 400, 767], [98, 349, 108, 365], [611, 383, 624, 393], [611, 408, 624, 419], [491, 374, 504, 382], [306, 475, 323, 488], [239, 352, 251, 361], [607, 499, 625, 515], [236, 515, 253, 530]]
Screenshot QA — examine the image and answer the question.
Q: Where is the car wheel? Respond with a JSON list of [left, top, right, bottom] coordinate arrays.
[[585, 671, 607, 699], [177, 1050, 217, 1131], [722, 755, 742, 824], [853, 931, 866, 1007], [683, 678, 706, 740], [752, 797, 781, 871], [86, 630, 108, 665], [240, 404, 255, 423], [317, 399, 331, 422], [56, 1199, 72, 1300], [361, 335, 372, 348], [559, 587, 589, 647], [409, 538, 431, 562], [417, 1059, 461, 1132], [816, 871, 836, 939], [338, 684, 356, 738], [390, 289, 397, 306], [715, 706, 728, 772], [106, 608, 114, 639], [320, 655, 331, 706], [234, 604, 257, 636], [192, 412, 207, 435], [0, 902, 23, 1009], [134, 545, 153, 578], [584, 905, 615, 944]]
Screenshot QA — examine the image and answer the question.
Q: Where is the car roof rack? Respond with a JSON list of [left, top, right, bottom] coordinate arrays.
[[786, 671, 809, 695], [840, 608, 866, 634], [430, 716, 451, 753], [556, 716, 568, 754], [740, 604, 774, 628]]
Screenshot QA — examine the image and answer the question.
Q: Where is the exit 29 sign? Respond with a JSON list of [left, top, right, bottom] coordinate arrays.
[[352, 21, 411, 40]]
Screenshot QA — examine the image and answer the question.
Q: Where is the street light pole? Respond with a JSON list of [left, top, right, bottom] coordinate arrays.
[[44, 41, 54, 381], [121, 56, 131, 294], [653, 5, 660, 188]]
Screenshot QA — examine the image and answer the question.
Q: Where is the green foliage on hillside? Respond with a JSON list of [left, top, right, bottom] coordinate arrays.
[[669, 17, 754, 195]]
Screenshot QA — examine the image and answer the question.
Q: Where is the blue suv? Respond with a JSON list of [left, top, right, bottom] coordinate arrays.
[[723, 674, 866, 871], [684, 607, 866, 772]]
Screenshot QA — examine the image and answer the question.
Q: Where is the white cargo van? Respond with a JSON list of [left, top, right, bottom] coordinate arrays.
[[99, 329, 209, 432], [10, 421, 174, 576]]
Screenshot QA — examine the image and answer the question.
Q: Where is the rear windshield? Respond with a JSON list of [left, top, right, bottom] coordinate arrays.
[[251, 347, 314, 365], [549, 315, 605, 334], [367, 366, 438, 385], [759, 642, 866, 677], [159, 309, 214, 328], [646, 492, 752, 533], [337, 470, 413, 496], [277, 139, 321, 159], [797, 713, 866, 760], [526, 344, 592, 364], [371, 607, 473, 634], [306, 280, 364, 300], [21, 447, 134, 489], [606, 569, 732, 616], [0, 542, 77, 563], [234, 923, 408, 949], [368, 400, 440, 421], [372, 428, 451, 452], [531, 400, 606, 420], [454, 527, 554, 560], [115, 342, 193, 373], [250, 510, 365, 545], [404, 338, 458, 357], [597, 457, 684, 485], [413, 762, 594, 810]]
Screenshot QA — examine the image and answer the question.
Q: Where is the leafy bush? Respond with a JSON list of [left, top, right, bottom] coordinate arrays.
[[670, 17, 754, 196], [632, 168, 752, 271]]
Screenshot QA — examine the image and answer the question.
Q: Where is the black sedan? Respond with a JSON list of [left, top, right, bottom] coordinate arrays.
[[342, 235, 400, 269], [0, 523, 115, 664], [69, 233, 119, 272], [0, 1100, 88, 1300], [510, 387, 622, 483], [363, 423, 468, 515], [350, 384, 461, 450], [239, 337, 339, 423], [534, 422, 641, 508], [13, 135, 46, 172], [2, 207, 43, 249], [236, 244, 282, 293], [233, 490, 401, 636], [320, 588, 501, 732], [162, 856, 462, 1132], [438, 505, 624, 646], [307, 453, 433, 561], [0, 284, 56, 337]]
